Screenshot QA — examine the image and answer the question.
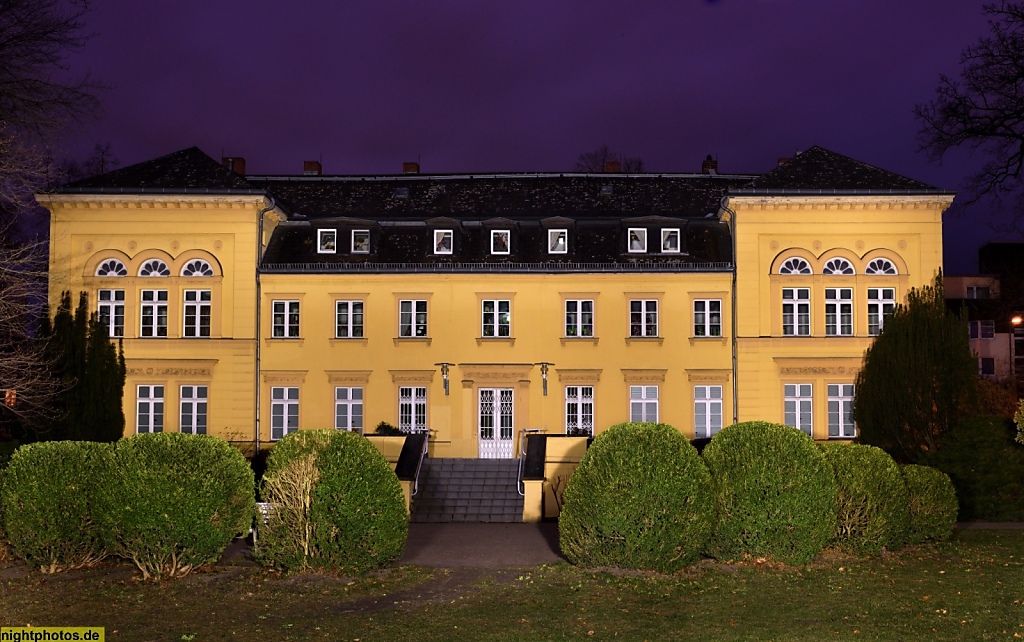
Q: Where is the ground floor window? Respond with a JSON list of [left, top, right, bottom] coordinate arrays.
[[565, 386, 594, 435], [629, 385, 658, 423], [784, 383, 813, 435], [827, 383, 855, 438], [271, 387, 299, 441], [694, 385, 723, 439], [137, 385, 164, 433], [399, 386, 427, 432], [335, 387, 364, 433], [180, 385, 207, 434]]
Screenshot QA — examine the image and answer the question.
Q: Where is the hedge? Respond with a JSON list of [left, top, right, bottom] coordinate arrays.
[[702, 421, 836, 565], [902, 464, 958, 544], [0, 466, 9, 561], [559, 422, 716, 572], [0, 441, 114, 572], [101, 433, 256, 579], [256, 429, 407, 574], [820, 443, 909, 554]]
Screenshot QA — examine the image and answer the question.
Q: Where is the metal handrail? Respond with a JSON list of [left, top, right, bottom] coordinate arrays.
[[261, 260, 732, 274], [517, 428, 545, 496], [409, 427, 431, 497]]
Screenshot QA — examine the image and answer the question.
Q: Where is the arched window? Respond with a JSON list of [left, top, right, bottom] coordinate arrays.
[[865, 258, 898, 275], [181, 259, 214, 277], [822, 258, 855, 275], [139, 259, 170, 277], [779, 257, 812, 275], [96, 259, 127, 277]]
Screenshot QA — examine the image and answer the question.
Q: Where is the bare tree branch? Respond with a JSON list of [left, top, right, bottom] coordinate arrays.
[[574, 144, 645, 173]]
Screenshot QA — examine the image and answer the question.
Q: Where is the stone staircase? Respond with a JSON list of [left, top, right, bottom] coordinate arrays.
[[410, 458, 524, 523]]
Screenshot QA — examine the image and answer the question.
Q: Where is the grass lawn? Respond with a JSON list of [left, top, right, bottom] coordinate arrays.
[[0, 529, 1022, 641]]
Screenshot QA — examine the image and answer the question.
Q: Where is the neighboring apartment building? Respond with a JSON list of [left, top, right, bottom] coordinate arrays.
[[40, 146, 951, 457]]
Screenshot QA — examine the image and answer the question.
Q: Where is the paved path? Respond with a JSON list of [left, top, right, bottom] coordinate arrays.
[[400, 522, 564, 567]]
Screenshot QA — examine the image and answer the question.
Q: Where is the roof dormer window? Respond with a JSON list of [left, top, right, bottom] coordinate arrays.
[[627, 228, 647, 253], [491, 230, 511, 255], [548, 229, 568, 254], [661, 228, 680, 253], [434, 229, 453, 255], [351, 230, 370, 254], [318, 229, 337, 254]]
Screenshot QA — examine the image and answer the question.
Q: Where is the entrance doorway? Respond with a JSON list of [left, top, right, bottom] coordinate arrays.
[[478, 388, 514, 458]]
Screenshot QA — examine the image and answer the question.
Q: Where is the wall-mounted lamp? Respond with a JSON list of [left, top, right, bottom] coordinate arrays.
[[435, 362, 450, 396], [538, 362, 552, 396], [1013, 315, 1023, 327]]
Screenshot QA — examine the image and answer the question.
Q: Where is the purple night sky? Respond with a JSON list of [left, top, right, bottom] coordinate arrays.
[[57, 0, 1004, 272]]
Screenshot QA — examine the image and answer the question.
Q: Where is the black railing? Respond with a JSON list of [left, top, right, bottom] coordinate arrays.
[[261, 261, 733, 274]]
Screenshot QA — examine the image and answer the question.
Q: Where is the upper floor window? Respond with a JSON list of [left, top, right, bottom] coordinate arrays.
[[969, 320, 996, 339], [140, 290, 168, 337], [865, 258, 898, 275], [181, 259, 214, 277], [565, 300, 594, 337], [318, 229, 337, 254], [98, 289, 125, 337], [822, 258, 855, 275], [693, 299, 722, 337], [481, 300, 511, 337], [779, 257, 812, 275], [548, 229, 568, 254], [183, 290, 211, 338], [399, 300, 428, 337], [629, 300, 658, 337], [782, 288, 810, 336], [96, 259, 127, 277], [627, 228, 647, 253], [824, 288, 853, 336], [868, 288, 895, 336], [661, 228, 680, 253], [336, 300, 364, 338], [351, 230, 370, 254], [272, 300, 300, 338], [139, 259, 170, 277], [967, 285, 991, 300], [434, 230, 453, 255], [491, 230, 510, 255]]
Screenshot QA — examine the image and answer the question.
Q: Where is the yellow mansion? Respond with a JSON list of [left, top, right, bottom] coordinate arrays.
[[41, 147, 950, 461]]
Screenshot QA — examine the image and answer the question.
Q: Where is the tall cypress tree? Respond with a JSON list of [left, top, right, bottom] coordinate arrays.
[[854, 274, 978, 463]]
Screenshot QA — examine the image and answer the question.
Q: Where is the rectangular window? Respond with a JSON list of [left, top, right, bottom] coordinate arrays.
[[825, 288, 853, 336], [564, 299, 594, 337], [548, 229, 568, 254], [661, 228, 680, 253], [481, 299, 511, 337], [183, 289, 211, 338], [399, 386, 427, 432], [784, 383, 813, 435], [694, 385, 723, 439], [782, 288, 810, 336], [629, 385, 658, 423], [565, 385, 594, 436], [980, 357, 996, 376], [335, 387, 364, 433], [399, 299, 428, 337], [97, 289, 125, 338], [180, 385, 208, 435], [627, 228, 647, 253], [351, 230, 370, 253], [270, 387, 299, 441], [630, 299, 658, 337], [827, 384, 855, 438], [335, 300, 364, 338], [140, 289, 168, 337], [867, 288, 895, 336], [271, 300, 300, 338], [318, 229, 337, 253], [969, 320, 996, 339], [433, 229, 453, 254], [693, 299, 722, 337], [967, 285, 991, 299], [491, 230, 511, 255], [136, 385, 164, 433]]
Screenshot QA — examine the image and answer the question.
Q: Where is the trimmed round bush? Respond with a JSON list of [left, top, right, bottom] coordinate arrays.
[[101, 433, 256, 579], [820, 443, 909, 554], [702, 421, 836, 565], [902, 464, 958, 545], [0, 441, 114, 572], [559, 422, 716, 572], [256, 429, 408, 574]]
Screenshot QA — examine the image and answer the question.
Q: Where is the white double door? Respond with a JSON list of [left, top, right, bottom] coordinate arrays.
[[478, 388, 514, 458]]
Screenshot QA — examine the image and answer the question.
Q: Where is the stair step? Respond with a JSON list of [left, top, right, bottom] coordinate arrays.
[[411, 458, 524, 523]]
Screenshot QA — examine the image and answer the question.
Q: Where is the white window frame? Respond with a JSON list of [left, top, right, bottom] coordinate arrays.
[[548, 229, 568, 254], [139, 259, 170, 277], [351, 229, 370, 254], [270, 387, 299, 441], [140, 289, 168, 338], [96, 258, 127, 277], [627, 228, 647, 253], [966, 285, 991, 300], [137, 385, 164, 433], [782, 288, 810, 336], [399, 299, 428, 337], [694, 385, 723, 439], [181, 259, 214, 277], [335, 387, 364, 433], [784, 383, 813, 435], [399, 386, 427, 433], [661, 228, 680, 253], [318, 229, 337, 254], [565, 299, 594, 337], [865, 258, 897, 275], [825, 287, 853, 336], [335, 300, 364, 338], [969, 320, 996, 339], [629, 299, 658, 337], [629, 385, 658, 423], [491, 230, 511, 255], [180, 385, 208, 435], [822, 258, 855, 275], [433, 229, 453, 255], [779, 257, 812, 275], [693, 299, 722, 337], [565, 385, 594, 436], [98, 289, 125, 338], [867, 288, 895, 336], [271, 300, 300, 338], [183, 289, 211, 338], [827, 383, 855, 438], [481, 299, 511, 337]]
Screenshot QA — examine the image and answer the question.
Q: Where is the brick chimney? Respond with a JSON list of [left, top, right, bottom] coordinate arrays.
[[303, 160, 322, 176], [777, 157, 792, 166], [604, 160, 621, 173], [222, 157, 246, 175], [403, 161, 420, 174], [701, 154, 718, 175]]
